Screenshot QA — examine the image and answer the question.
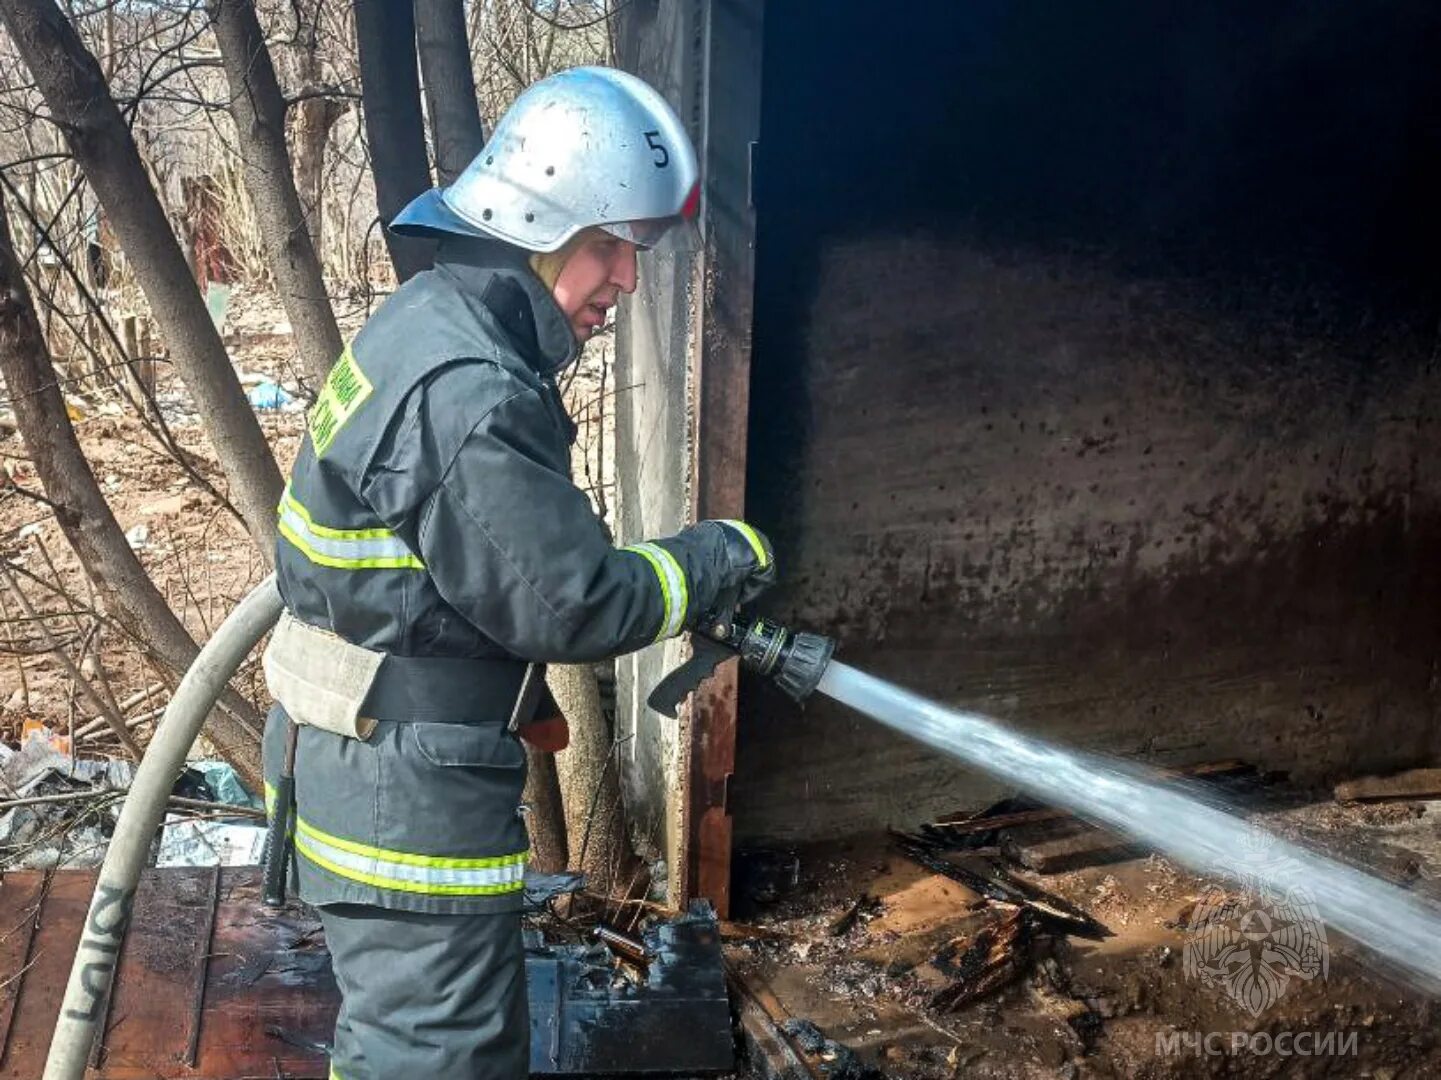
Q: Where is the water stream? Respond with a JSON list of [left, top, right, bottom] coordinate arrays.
[[816, 659, 1441, 994]]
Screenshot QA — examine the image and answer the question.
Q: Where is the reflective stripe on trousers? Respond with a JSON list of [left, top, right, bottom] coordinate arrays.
[[265, 782, 526, 898]]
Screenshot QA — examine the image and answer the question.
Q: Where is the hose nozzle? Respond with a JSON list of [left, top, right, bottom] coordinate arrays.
[[726, 616, 836, 704], [647, 611, 836, 718]]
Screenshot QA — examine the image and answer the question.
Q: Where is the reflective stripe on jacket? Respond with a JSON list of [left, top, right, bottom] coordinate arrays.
[[269, 238, 761, 913]]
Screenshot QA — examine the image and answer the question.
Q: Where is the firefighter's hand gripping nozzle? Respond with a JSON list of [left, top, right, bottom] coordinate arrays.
[[647, 610, 836, 719]]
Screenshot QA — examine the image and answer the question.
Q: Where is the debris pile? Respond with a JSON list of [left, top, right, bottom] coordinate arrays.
[[726, 758, 1441, 1078]]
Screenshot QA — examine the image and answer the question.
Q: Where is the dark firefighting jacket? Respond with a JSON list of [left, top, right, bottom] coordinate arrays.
[[263, 238, 772, 913]]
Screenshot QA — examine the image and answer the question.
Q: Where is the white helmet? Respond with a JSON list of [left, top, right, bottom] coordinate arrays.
[[393, 66, 699, 252]]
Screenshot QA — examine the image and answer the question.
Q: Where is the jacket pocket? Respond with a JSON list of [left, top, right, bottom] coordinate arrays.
[[411, 722, 526, 769]]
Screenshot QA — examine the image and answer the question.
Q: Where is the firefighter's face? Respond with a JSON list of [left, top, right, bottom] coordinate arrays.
[[552, 232, 638, 341]]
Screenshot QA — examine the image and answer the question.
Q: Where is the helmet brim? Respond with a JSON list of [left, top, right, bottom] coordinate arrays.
[[391, 188, 496, 241], [602, 215, 700, 253]]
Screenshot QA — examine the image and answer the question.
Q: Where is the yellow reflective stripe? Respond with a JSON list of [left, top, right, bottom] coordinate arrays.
[[330, 1068, 343, 1080], [276, 485, 425, 571], [295, 832, 526, 897], [720, 519, 770, 568], [295, 815, 527, 871], [623, 543, 689, 640], [262, 782, 294, 836], [280, 486, 405, 542]]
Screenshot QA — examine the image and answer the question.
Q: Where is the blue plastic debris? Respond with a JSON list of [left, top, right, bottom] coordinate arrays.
[[248, 380, 294, 410]]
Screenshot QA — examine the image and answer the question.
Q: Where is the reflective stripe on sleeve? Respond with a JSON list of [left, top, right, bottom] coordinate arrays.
[[622, 542, 689, 640], [277, 485, 425, 571]]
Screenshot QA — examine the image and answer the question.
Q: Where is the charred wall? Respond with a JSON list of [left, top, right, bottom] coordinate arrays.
[[735, 1, 1441, 842]]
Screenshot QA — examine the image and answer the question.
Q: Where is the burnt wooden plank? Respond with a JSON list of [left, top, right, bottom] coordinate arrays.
[[196, 868, 334, 1080], [0, 871, 47, 1067], [97, 865, 216, 1073], [1335, 768, 1441, 802], [0, 869, 92, 1079]]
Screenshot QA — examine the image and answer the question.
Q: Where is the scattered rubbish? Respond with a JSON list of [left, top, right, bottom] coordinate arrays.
[[0, 738, 134, 869], [735, 847, 801, 905], [21, 717, 72, 757], [591, 922, 653, 970], [928, 907, 1033, 1012], [730, 968, 884, 1080], [523, 869, 586, 911], [124, 522, 150, 549], [891, 829, 1110, 940], [17, 521, 44, 540], [247, 380, 295, 411], [1000, 820, 1141, 874], [828, 893, 881, 936], [156, 815, 267, 867], [1335, 767, 1441, 803], [205, 281, 232, 334], [187, 760, 263, 809]]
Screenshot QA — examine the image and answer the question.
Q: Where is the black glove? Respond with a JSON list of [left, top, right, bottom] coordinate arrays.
[[709, 519, 776, 605]]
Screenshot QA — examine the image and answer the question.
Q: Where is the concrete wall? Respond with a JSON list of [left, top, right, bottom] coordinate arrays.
[[612, 1, 703, 885], [734, 0, 1441, 843]]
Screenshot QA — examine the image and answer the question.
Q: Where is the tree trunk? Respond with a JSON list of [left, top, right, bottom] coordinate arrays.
[[521, 743, 568, 874], [208, 0, 342, 390], [414, 0, 485, 186], [547, 663, 641, 897], [354, 0, 435, 281], [293, 95, 345, 257], [284, 0, 343, 256], [0, 189, 264, 792], [0, 0, 282, 555]]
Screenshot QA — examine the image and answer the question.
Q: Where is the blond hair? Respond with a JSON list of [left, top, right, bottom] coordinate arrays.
[[528, 227, 606, 289]]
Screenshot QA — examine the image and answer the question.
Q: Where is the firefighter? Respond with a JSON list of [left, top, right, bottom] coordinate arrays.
[[261, 67, 774, 1079]]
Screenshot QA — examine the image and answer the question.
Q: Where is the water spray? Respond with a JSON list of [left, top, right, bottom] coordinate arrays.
[[653, 613, 1441, 996]]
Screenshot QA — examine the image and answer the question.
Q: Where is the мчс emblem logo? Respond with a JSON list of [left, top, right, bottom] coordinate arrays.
[[1181, 827, 1329, 1017]]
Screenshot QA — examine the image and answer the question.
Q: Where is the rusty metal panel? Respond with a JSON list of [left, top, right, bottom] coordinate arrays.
[[193, 872, 334, 1079], [684, 0, 765, 919]]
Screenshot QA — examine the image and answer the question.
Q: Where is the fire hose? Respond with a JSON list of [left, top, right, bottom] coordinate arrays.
[[43, 576, 283, 1080], [41, 576, 826, 1079]]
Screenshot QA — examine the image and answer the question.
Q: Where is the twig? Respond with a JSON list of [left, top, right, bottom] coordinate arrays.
[[0, 561, 141, 761], [0, 789, 262, 820], [0, 587, 30, 712]]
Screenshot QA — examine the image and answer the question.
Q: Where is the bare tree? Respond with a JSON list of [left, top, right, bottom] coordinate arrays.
[[0, 186, 263, 790], [207, 0, 342, 387], [415, 0, 484, 186], [521, 743, 568, 873], [547, 662, 640, 897], [0, 0, 282, 553], [353, 0, 432, 280], [283, 0, 347, 256]]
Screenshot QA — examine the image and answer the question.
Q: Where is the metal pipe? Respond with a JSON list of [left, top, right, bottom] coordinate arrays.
[[43, 576, 282, 1080]]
